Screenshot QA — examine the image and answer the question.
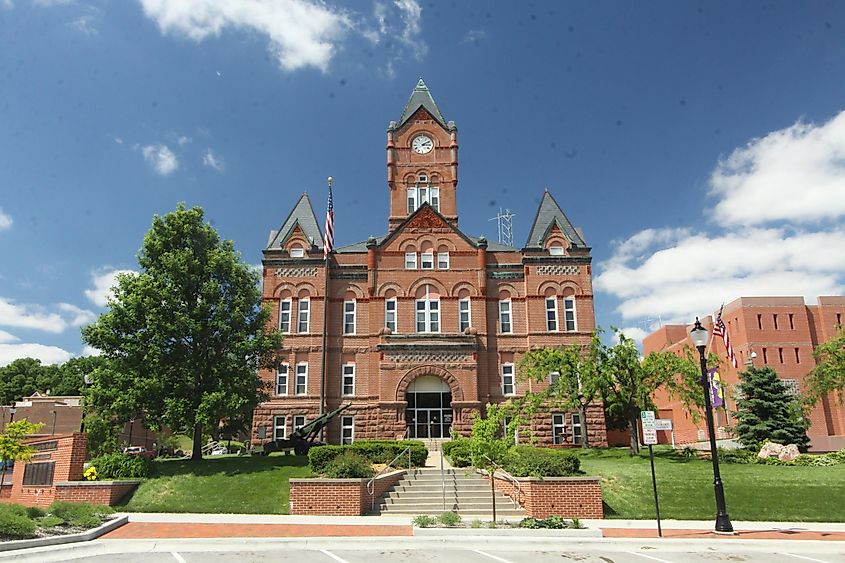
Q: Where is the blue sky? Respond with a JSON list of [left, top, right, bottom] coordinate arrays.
[[2, 0, 845, 365]]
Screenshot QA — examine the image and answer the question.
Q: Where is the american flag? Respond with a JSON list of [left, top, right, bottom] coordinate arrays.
[[712, 305, 738, 368], [323, 177, 334, 259]]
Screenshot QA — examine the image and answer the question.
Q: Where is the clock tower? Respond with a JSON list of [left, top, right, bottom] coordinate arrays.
[[386, 79, 459, 230]]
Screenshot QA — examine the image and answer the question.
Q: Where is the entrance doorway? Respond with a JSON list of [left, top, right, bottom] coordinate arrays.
[[406, 375, 452, 438]]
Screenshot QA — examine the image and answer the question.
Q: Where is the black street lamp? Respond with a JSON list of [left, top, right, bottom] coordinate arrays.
[[690, 318, 734, 533]]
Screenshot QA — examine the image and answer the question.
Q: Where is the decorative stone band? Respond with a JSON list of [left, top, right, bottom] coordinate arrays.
[[384, 351, 472, 363], [274, 267, 318, 278], [537, 265, 580, 276], [487, 271, 524, 280]]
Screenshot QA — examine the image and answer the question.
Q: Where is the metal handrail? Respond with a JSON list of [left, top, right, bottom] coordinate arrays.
[[482, 454, 522, 509], [367, 427, 413, 511]]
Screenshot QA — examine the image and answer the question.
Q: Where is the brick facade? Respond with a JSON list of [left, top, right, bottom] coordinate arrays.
[[1, 433, 87, 507], [54, 481, 140, 505], [489, 473, 603, 519], [646, 296, 845, 451], [252, 80, 607, 449]]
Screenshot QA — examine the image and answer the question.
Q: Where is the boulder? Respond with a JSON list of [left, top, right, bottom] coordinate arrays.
[[758, 442, 784, 459], [779, 444, 800, 462]]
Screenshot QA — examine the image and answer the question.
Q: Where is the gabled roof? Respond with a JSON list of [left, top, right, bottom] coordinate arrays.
[[266, 193, 323, 250], [525, 190, 587, 249], [379, 202, 478, 251], [395, 78, 449, 129]]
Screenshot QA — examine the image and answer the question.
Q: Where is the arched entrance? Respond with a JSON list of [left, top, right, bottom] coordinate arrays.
[[405, 375, 452, 438]]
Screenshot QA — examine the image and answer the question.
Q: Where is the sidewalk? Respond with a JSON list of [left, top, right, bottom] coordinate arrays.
[[98, 513, 845, 542]]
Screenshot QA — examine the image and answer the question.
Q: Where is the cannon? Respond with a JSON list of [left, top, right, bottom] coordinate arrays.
[[252, 403, 352, 456]]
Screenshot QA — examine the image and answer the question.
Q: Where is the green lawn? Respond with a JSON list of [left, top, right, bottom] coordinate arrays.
[[575, 447, 845, 522], [118, 453, 312, 514]]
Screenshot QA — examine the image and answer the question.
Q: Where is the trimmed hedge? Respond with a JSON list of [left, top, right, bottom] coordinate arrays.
[[442, 439, 472, 468], [89, 452, 153, 479], [502, 446, 581, 477], [308, 440, 427, 473], [323, 451, 375, 478]]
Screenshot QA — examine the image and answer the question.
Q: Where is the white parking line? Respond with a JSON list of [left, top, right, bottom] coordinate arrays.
[[171, 553, 187, 563], [321, 549, 352, 563], [625, 552, 675, 563], [473, 550, 516, 563], [782, 554, 831, 563]]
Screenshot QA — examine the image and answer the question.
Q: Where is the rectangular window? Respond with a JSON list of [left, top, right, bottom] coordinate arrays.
[[297, 298, 310, 333], [571, 413, 583, 445], [549, 246, 565, 256], [279, 299, 292, 333], [546, 297, 558, 332], [22, 462, 55, 486], [502, 363, 515, 395], [293, 416, 306, 433], [295, 363, 307, 395], [549, 371, 560, 386], [778, 347, 784, 363], [385, 298, 397, 332], [762, 347, 768, 364], [407, 188, 417, 214], [416, 297, 440, 333], [503, 416, 518, 444], [430, 187, 440, 211], [499, 300, 512, 334], [838, 313, 842, 326], [421, 252, 434, 270], [405, 252, 417, 270], [273, 416, 287, 441], [459, 298, 471, 332], [341, 416, 354, 445], [342, 363, 355, 396], [343, 300, 356, 335], [757, 314, 763, 330], [795, 348, 800, 364], [773, 314, 779, 330], [563, 298, 576, 331], [437, 252, 449, 270], [552, 414, 565, 445], [407, 186, 440, 213], [275, 364, 289, 396], [789, 313, 795, 330], [290, 247, 305, 258]]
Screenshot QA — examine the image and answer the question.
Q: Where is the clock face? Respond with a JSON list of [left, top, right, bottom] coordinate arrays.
[[412, 135, 433, 154]]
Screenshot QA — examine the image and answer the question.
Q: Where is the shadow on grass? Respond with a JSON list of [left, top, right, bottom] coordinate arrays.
[[602, 500, 618, 517], [151, 453, 309, 478]]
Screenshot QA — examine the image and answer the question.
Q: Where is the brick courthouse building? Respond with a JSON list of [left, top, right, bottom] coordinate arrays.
[[251, 80, 607, 448]]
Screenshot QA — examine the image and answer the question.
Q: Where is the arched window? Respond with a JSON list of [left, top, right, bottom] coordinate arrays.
[[416, 285, 440, 333]]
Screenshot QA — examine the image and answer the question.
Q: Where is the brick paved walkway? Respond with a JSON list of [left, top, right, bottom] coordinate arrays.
[[601, 528, 845, 541], [103, 522, 413, 539]]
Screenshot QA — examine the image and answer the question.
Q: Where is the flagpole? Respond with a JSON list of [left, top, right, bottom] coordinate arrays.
[[319, 176, 333, 430]]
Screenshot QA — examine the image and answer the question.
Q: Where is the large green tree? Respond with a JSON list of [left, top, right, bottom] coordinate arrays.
[[804, 325, 845, 408], [82, 204, 282, 461], [0, 358, 60, 404], [736, 366, 809, 450], [602, 331, 703, 454], [517, 333, 606, 448]]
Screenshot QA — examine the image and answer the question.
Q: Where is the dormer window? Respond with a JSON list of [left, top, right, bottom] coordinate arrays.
[[290, 246, 305, 258], [549, 245, 564, 256]]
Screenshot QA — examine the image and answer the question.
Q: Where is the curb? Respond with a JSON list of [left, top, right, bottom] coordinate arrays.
[[413, 527, 602, 537], [0, 515, 128, 553]]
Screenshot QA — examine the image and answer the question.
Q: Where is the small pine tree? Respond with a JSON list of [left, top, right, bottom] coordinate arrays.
[[735, 366, 810, 451]]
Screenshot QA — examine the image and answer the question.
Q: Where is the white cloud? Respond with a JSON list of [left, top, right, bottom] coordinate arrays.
[[202, 148, 224, 171], [615, 327, 648, 345], [138, 0, 351, 72], [141, 144, 178, 175], [0, 343, 73, 367], [85, 268, 136, 307], [0, 207, 12, 230], [177, 135, 191, 146], [68, 15, 98, 36], [0, 298, 67, 333], [596, 110, 845, 328], [80, 345, 102, 357], [0, 330, 19, 344], [461, 29, 486, 45], [56, 303, 97, 326], [710, 112, 845, 227], [393, 0, 425, 59], [33, 0, 74, 5]]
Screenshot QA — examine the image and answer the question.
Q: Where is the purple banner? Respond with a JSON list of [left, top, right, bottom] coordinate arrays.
[[708, 367, 724, 408]]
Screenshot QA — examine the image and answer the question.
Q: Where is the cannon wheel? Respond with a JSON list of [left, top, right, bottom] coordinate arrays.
[[294, 443, 310, 456]]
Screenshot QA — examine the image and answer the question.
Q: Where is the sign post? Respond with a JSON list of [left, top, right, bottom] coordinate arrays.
[[641, 410, 662, 538]]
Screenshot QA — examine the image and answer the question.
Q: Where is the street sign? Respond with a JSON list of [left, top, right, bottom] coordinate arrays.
[[642, 429, 658, 445], [641, 410, 663, 538], [641, 410, 658, 446], [655, 419, 673, 431], [641, 411, 656, 424]]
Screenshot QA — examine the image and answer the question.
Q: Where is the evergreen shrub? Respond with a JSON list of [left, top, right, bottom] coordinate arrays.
[[441, 440, 472, 467], [503, 446, 581, 477], [322, 452, 375, 479], [308, 440, 426, 473]]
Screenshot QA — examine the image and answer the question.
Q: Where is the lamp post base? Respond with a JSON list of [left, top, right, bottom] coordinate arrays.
[[715, 513, 734, 534]]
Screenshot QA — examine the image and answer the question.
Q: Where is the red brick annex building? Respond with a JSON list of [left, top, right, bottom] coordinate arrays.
[[645, 296, 845, 451], [251, 80, 607, 448]]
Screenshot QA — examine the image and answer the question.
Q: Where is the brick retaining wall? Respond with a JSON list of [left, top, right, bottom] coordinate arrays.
[[488, 472, 603, 519], [290, 470, 405, 515], [54, 481, 140, 505]]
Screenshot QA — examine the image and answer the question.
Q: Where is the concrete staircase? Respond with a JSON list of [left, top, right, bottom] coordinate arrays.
[[377, 468, 525, 518]]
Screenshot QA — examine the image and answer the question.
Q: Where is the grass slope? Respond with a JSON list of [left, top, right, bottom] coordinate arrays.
[[576, 448, 845, 522], [119, 454, 312, 514]]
